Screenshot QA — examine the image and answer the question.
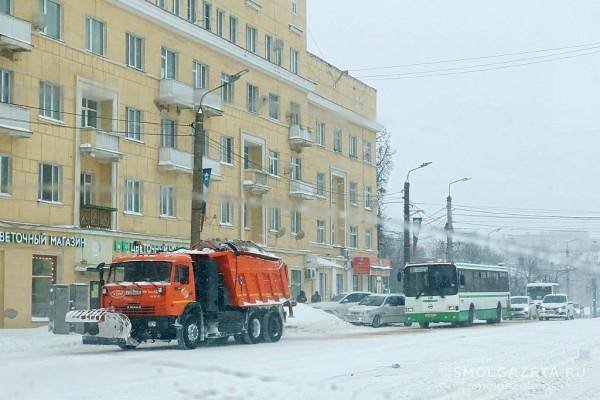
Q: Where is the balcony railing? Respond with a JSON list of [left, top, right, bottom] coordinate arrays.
[[0, 102, 31, 138], [0, 13, 33, 54], [289, 179, 315, 200], [243, 169, 271, 195], [194, 89, 223, 117], [80, 204, 116, 230], [80, 128, 122, 162], [289, 124, 312, 150], [156, 79, 195, 109], [158, 147, 221, 177]]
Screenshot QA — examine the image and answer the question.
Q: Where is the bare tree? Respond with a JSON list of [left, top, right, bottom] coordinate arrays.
[[376, 129, 396, 257]]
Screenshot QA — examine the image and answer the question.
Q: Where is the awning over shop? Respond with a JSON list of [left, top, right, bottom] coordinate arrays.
[[305, 254, 345, 269]]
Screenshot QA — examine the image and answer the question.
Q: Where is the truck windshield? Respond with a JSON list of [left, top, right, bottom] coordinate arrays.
[[108, 261, 172, 283], [404, 264, 458, 297], [527, 286, 553, 301], [543, 295, 567, 304], [511, 297, 528, 304], [359, 296, 385, 306]]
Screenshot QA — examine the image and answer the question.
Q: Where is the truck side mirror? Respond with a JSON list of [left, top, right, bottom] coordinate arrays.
[[97, 262, 106, 282]]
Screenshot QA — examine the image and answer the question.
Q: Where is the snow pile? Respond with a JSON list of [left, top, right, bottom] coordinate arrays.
[[0, 327, 82, 355], [285, 304, 365, 336]]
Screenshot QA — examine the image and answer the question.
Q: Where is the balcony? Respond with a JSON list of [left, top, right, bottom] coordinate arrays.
[[156, 79, 195, 109], [194, 89, 223, 117], [80, 204, 116, 230], [289, 179, 315, 200], [80, 128, 123, 162], [158, 147, 221, 177], [243, 169, 271, 195], [0, 102, 31, 138], [0, 13, 33, 55], [289, 124, 312, 150]]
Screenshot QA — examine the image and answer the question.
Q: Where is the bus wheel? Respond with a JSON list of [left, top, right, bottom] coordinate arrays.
[[372, 315, 382, 328], [418, 322, 430, 329], [466, 306, 475, 327], [262, 311, 283, 343]]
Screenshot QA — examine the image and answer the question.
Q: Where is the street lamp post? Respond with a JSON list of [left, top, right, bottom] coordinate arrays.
[[191, 69, 249, 248], [563, 239, 579, 297], [403, 162, 432, 267], [446, 178, 471, 261]]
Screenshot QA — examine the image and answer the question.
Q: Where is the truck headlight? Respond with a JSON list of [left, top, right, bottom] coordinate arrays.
[[406, 307, 414, 312]]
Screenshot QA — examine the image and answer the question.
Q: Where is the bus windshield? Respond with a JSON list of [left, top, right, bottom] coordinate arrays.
[[527, 286, 553, 301], [404, 264, 458, 297], [108, 261, 172, 283]]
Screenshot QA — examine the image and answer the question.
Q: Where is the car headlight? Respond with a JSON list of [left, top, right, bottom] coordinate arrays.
[[557, 307, 563, 312], [406, 307, 414, 312], [541, 307, 546, 311], [523, 306, 529, 312]]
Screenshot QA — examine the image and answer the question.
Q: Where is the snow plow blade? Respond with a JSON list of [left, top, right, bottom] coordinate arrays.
[[66, 309, 132, 344]]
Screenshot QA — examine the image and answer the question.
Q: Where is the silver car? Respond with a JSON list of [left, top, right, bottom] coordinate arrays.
[[509, 296, 538, 320], [345, 294, 405, 328], [311, 291, 372, 318]]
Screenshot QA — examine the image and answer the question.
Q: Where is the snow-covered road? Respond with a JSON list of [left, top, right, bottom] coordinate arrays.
[[1, 306, 599, 400]]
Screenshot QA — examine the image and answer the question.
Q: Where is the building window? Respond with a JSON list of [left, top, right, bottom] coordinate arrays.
[[0, 155, 11, 195], [333, 129, 342, 152], [216, 9, 224, 37], [160, 185, 175, 217], [349, 136, 358, 158], [124, 179, 142, 214], [31, 255, 57, 319], [289, 102, 301, 126], [187, 0, 197, 22], [291, 211, 302, 234], [265, 34, 273, 62], [290, 48, 299, 74], [331, 222, 336, 245], [203, 1, 211, 30], [246, 83, 258, 113], [161, 118, 176, 148], [38, 163, 61, 203], [0, 69, 11, 103], [365, 229, 372, 250], [161, 47, 178, 79], [291, 270, 302, 300], [349, 182, 358, 205], [242, 202, 249, 229], [336, 274, 344, 295], [39, 81, 61, 121], [220, 136, 233, 164], [349, 226, 358, 249], [290, 156, 301, 180], [246, 25, 257, 53], [269, 207, 281, 231], [173, 0, 181, 16], [316, 172, 325, 197], [353, 275, 359, 291], [126, 33, 144, 70], [365, 186, 373, 209], [0, 0, 11, 14], [273, 39, 283, 66], [268, 150, 279, 176], [81, 98, 98, 128], [220, 200, 233, 225], [229, 15, 238, 44], [316, 122, 325, 146], [221, 73, 234, 104], [125, 107, 142, 141], [291, 0, 298, 14], [316, 219, 325, 244], [157, 0, 166, 8], [193, 61, 208, 89], [268, 93, 280, 120], [80, 173, 93, 205], [40, 0, 62, 39], [86, 17, 106, 56], [363, 141, 372, 163]]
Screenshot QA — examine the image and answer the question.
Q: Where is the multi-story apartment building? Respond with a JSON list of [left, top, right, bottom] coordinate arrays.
[[0, 0, 384, 328]]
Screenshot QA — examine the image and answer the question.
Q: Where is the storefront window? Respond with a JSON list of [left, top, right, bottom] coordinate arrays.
[[291, 270, 301, 300], [353, 275, 359, 291], [31, 255, 57, 319]]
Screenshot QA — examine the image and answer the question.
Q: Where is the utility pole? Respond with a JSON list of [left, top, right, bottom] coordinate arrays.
[[592, 277, 597, 318], [564, 239, 578, 297], [403, 162, 432, 266], [190, 69, 248, 248], [446, 178, 470, 261]]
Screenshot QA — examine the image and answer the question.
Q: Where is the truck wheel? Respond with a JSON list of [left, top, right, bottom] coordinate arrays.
[[178, 315, 203, 350], [262, 311, 283, 343], [243, 313, 263, 344]]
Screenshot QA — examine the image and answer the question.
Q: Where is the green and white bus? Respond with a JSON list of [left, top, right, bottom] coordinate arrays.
[[402, 262, 510, 328]]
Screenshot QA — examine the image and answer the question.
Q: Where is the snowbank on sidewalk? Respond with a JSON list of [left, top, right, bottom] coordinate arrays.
[[285, 304, 370, 336]]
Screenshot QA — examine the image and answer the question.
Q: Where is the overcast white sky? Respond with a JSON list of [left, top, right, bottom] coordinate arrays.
[[307, 0, 600, 238]]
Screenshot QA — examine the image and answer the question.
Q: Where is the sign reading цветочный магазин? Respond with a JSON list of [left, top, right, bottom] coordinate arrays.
[[0, 231, 85, 248]]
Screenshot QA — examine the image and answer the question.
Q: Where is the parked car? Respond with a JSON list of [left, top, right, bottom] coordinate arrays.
[[509, 296, 537, 320], [539, 294, 575, 320], [311, 291, 371, 317], [344, 294, 405, 328]]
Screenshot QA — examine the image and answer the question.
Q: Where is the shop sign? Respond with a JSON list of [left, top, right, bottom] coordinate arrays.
[[0, 231, 85, 248], [352, 257, 371, 275], [113, 240, 186, 254]]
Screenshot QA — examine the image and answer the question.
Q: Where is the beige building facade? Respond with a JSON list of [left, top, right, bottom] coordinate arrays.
[[0, 0, 383, 328]]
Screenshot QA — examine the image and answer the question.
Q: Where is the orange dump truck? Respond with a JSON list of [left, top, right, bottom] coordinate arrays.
[[65, 241, 291, 349]]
